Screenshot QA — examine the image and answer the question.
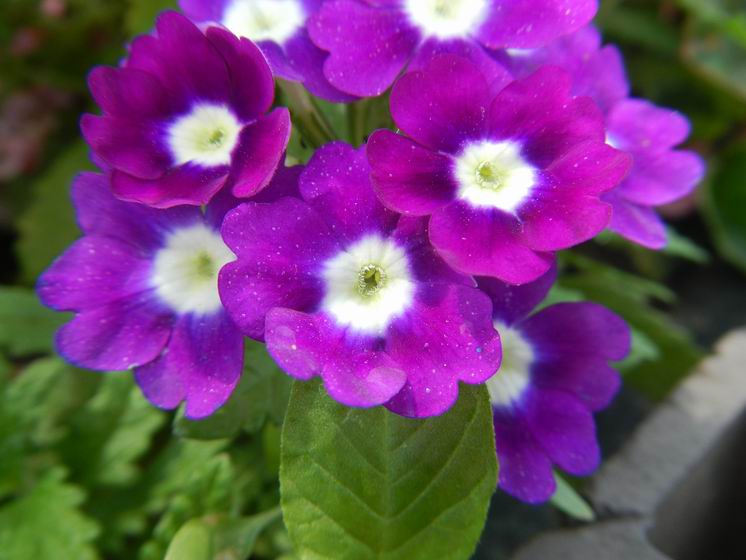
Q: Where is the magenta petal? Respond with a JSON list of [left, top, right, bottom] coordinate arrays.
[[81, 114, 171, 180], [493, 411, 556, 503], [205, 26, 275, 121], [178, 0, 227, 21], [390, 54, 490, 153], [523, 387, 601, 476], [266, 308, 407, 407], [38, 237, 152, 312], [532, 356, 621, 412], [56, 295, 173, 371], [385, 285, 502, 418], [544, 140, 632, 196], [617, 150, 705, 206], [72, 172, 201, 249], [367, 130, 456, 216], [284, 31, 359, 103], [476, 265, 557, 326], [111, 164, 229, 209], [409, 38, 513, 97], [519, 190, 612, 252], [478, 0, 598, 49], [522, 302, 631, 362], [488, 67, 605, 167], [219, 198, 336, 338], [393, 217, 474, 287], [309, 0, 419, 96], [227, 108, 292, 198], [604, 191, 667, 249], [136, 312, 244, 419], [430, 202, 554, 284], [128, 11, 232, 106], [88, 66, 172, 120], [301, 142, 397, 241], [607, 99, 691, 152]]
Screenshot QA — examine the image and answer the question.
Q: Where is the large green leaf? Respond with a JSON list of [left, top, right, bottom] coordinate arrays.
[[0, 287, 69, 357], [0, 468, 100, 560], [280, 381, 497, 560], [175, 341, 292, 440], [15, 142, 91, 284]]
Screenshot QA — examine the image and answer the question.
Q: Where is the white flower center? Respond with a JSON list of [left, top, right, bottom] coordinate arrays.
[[321, 235, 415, 336], [403, 0, 490, 39], [455, 140, 537, 213], [152, 223, 235, 315], [486, 323, 534, 408], [168, 104, 242, 168], [222, 0, 305, 44]]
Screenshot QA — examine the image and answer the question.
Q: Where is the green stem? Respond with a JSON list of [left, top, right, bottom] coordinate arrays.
[[346, 100, 369, 147], [278, 80, 336, 148]]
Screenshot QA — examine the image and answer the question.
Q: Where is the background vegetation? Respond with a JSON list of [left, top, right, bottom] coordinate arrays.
[[0, 0, 744, 558]]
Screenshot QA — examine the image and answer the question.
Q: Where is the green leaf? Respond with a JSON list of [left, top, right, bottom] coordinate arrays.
[[165, 508, 281, 560], [684, 21, 746, 100], [174, 340, 292, 440], [662, 227, 710, 264], [550, 474, 595, 522], [0, 287, 69, 357], [59, 372, 165, 487], [15, 142, 91, 284], [280, 380, 497, 560], [0, 468, 99, 560], [703, 143, 746, 273], [212, 507, 283, 560], [165, 519, 213, 560], [126, 0, 177, 36]]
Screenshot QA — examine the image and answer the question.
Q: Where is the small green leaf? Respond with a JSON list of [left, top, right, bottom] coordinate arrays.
[[281, 380, 497, 560], [174, 341, 292, 440], [59, 372, 165, 487], [550, 474, 595, 522], [165, 519, 213, 560], [15, 142, 91, 284], [212, 507, 283, 559], [0, 287, 69, 357], [0, 468, 100, 560], [662, 227, 710, 263]]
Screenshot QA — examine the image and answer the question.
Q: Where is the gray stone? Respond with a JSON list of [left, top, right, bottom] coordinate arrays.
[[511, 329, 746, 560]]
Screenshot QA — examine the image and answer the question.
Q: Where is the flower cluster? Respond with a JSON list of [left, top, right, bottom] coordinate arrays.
[[39, 2, 702, 502]]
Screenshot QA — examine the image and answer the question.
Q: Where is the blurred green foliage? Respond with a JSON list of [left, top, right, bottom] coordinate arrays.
[[0, 0, 744, 558]]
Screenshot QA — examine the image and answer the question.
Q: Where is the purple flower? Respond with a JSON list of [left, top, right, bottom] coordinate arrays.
[[37, 167, 300, 419], [81, 11, 291, 209], [219, 142, 501, 417], [478, 268, 630, 503], [179, 0, 355, 102], [367, 55, 631, 284], [308, 0, 598, 97], [503, 26, 705, 249]]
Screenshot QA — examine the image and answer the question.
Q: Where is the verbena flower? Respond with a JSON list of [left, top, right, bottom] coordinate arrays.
[[179, 0, 355, 102], [368, 55, 631, 284], [219, 142, 502, 417], [478, 268, 630, 503], [308, 0, 598, 97], [503, 26, 705, 248], [37, 168, 299, 418], [81, 11, 290, 209]]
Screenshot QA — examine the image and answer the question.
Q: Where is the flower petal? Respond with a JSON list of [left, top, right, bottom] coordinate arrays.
[[367, 130, 457, 216], [476, 265, 557, 326], [385, 284, 502, 418], [265, 308, 407, 407]]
